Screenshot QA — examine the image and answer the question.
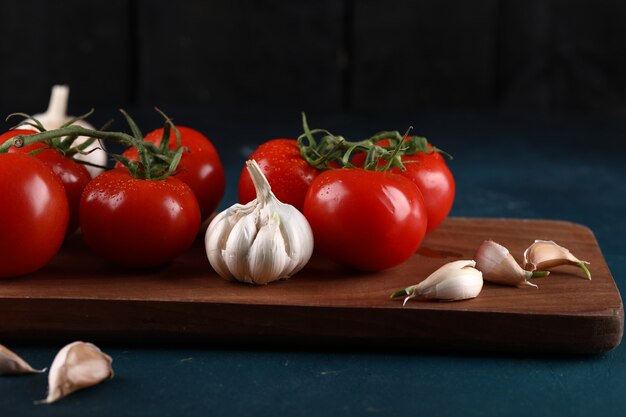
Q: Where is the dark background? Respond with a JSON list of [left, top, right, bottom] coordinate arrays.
[[2, 0, 626, 116], [2, 2, 626, 417]]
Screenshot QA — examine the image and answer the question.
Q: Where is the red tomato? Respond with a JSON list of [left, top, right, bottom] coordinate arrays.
[[0, 129, 91, 235], [303, 168, 428, 271], [121, 126, 225, 221], [238, 139, 319, 212], [395, 150, 455, 232], [0, 153, 69, 278], [352, 139, 455, 233], [79, 168, 201, 268]]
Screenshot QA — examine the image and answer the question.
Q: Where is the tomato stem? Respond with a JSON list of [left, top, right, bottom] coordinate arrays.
[[1, 109, 185, 180], [297, 113, 449, 172], [0, 125, 135, 154]]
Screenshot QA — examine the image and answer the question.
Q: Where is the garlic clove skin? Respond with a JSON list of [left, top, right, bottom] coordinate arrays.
[[25, 85, 107, 178], [205, 160, 314, 285], [247, 213, 289, 284], [38, 341, 113, 404], [392, 260, 483, 303], [0, 344, 46, 376], [523, 240, 591, 279], [205, 200, 257, 280], [474, 240, 539, 288], [223, 211, 259, 280]]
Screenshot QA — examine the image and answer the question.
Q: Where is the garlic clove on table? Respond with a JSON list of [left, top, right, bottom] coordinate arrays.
[[474, 240, 547, 288], [523, 240, 591, 279], [391, 260, 484, 303], [37, 341, 113, 404], [205, 159, 314, 285], [0, 344, 46, 376]]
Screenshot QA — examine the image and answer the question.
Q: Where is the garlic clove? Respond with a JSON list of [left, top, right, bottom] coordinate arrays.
[[474, 240, 543, 288], [415, 260, 477, 288], [0, 344, 46, 376], [391, 260, 483, 303], [417, 266, 484, 302], [523, 240, 591, 279], [274, 202, 314, 274], [38, 341, 113, 404], [206, 201, 258, 280], [223, 212, 259, 280], [247, 213, 289, 284]]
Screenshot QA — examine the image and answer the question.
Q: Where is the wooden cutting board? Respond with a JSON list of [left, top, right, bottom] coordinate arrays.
[[0, 218, 622, 354]]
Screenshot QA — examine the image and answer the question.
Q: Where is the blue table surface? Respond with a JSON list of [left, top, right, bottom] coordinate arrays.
[[1, 108, 625, 417]]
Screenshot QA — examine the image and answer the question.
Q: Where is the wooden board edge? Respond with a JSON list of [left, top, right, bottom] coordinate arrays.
[[2, 298, 623, 354]]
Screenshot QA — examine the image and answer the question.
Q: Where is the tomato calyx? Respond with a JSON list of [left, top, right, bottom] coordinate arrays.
[[297, 113, 451, 171], [109, 109, 186, 180], [1, 109, 186, 180]]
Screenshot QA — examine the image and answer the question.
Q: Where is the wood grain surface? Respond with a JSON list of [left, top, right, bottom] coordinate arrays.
[[0, 218, 622, 354]]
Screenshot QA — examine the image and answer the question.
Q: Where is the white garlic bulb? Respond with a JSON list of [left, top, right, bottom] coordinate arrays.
[[205, 160, 314, 284], [391, 260, 483, 303], [25, 85, 107, 177]]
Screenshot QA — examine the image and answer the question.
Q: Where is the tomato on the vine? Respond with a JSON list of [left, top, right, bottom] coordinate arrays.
[[352, 138, 455, 233], [0, 129, 91, 235], [0, 152, 69, 278], [79, 168, 201, 268], [238, 139, 319, 212], [303, 168, 428, 271], [121, 126, 225, 221], [392, 148, 454, 232]]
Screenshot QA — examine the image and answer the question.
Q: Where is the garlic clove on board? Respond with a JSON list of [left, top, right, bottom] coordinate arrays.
[[474, 240, 547, 288], [25, 85, 107, 178], [391, 260, 483, 303], [37, 341, 113, 404], [205, 159, 314, 285], [0, 344, 46, 376], [523, 240, 591, 279]]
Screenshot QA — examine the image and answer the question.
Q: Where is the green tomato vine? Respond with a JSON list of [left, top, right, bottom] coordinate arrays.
[[297, 113, 450, 171], [0, 109, 185, 180]]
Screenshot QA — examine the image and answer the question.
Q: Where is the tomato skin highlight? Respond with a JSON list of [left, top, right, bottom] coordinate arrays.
[[352, 139, 455, 233], [0, 129, 92, 235], [303, 168, 428, 271], [121, 126, 225, 221], [79, 168, 201, 268], [0, 153, 69, 278], [238, 139, 319, 212]]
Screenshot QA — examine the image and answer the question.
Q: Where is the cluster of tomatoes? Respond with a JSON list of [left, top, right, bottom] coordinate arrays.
[[0, 124, 225, 278], [238, 124, 455, 271], [0, 114, 454, 278]]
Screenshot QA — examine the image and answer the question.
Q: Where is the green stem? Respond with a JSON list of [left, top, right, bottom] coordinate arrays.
[[0, 126, 135, 154], [530, 270, 550, 278], [578, 262, 592, 280], [390, 288, 409, 299], [297, 115, 446, 172]]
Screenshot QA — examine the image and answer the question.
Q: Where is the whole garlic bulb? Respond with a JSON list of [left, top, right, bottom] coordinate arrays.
[[205, 159, 314, 284], [26, 85, 107, 177]]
